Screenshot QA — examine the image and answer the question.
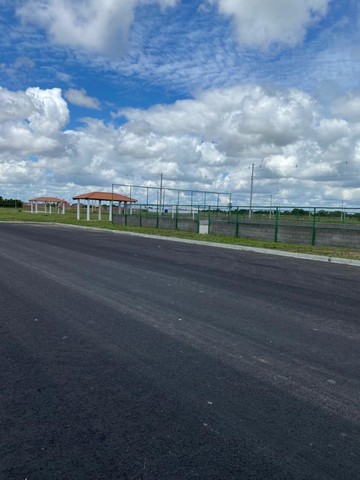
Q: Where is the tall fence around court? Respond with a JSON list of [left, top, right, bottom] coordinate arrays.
[[112, 205, 360, 248]]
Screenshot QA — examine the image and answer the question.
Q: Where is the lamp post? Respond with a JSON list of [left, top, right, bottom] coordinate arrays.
[[159, 172, 163, 214], [249, 163, 254, 218]]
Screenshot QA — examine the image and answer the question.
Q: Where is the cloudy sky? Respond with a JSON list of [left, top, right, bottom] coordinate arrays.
[[0, 0, 360, 207]]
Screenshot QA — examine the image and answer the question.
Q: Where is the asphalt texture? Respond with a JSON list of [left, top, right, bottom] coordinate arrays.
[[0, 223, 359, 480]]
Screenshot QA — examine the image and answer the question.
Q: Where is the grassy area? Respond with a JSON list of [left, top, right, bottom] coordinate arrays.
[[1, 207, 360, 260]]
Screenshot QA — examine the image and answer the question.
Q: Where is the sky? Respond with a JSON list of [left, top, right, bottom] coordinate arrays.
[[1, 0, 360, 207]]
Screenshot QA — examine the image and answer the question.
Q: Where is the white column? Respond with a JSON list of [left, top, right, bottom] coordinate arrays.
[[31, 202, 34, 214], [44, 203, 47, 214], [77, 199, 80, 220], [109, 201, 113, 222], [49, 204, 52, 214], [35, 202, 38, 214], [87, 199, 90, 221], [62, 202, 65, 214], [98, 200, 102, 220], [118, 202, 121, 214]]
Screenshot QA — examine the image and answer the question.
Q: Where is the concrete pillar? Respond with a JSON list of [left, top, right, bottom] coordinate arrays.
[[109, 201, 113, 222], [77, 199, 80, 220], [31, 202, 34, 214], [35, 202, 38, 214], [44, 203, 47, 214], [98, 200, 102, 220], [62, 202, 65, 214], [87, 199, 90, 221], [49, 204, 52, 214]]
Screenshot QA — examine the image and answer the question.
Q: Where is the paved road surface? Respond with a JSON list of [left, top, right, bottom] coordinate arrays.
[[0, 223, 359, 479]]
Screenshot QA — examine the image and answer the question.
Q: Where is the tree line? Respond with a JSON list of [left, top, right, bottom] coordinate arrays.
[[0, 196, 24, 208]]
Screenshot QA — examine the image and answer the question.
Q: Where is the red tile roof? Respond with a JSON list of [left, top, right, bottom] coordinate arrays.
[[72, 191, 137, 202], [29, 196, 67, 203]]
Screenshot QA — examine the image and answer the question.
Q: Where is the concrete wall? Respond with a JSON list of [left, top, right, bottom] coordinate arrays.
[[113, 214, 360, 248]]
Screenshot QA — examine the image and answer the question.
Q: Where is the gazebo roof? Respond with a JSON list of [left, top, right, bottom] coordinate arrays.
[[29, 196, 66, 203], [72, 191, 137, 203]]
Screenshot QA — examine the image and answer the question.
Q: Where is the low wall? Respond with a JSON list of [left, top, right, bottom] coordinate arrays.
[[113, 214, 360, 248]]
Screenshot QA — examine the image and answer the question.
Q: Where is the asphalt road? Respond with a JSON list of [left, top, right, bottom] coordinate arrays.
[[0, 223, 359, 480]]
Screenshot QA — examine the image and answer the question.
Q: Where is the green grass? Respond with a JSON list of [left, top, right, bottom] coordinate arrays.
[[1, 207, 360, 260]]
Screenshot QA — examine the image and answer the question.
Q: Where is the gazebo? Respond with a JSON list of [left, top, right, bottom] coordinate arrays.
[[29, 196, 67, 214], [72, 191, 137, 221]]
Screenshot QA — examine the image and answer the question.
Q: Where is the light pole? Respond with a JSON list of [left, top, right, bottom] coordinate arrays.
[[249, 163, 254, 218], [159, 172, 163, 214]]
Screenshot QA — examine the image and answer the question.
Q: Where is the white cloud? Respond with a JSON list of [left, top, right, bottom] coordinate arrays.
[[315, 118, 350, 146], [209, 0, 329, 50], [57, 72, 72, 84], [26, 87, 69, 134], [265, 155, 298, 177], [1, 84, 360, 206], [16, 0, 179, 57], [65, 88, 101, 110], [331, 94, 360, 122], [119, 85, 316, 151], [0, 86, 69, 155], [0, 87, 34, 122]]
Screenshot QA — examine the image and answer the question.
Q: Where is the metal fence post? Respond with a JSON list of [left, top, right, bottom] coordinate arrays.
[[274, 207, 279, 242], [311, 207, 317, 245], [208, 206, 211, 234], [235, 207, 239, 237]]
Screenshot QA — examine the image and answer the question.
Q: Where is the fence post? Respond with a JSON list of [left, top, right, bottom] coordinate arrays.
[[311, 207, 317, 245], [139, 205, 142, 227], [274, 207, 279, 242], [197, 206, 200, 234], [208, 206, 211, 234], [235, 207, 239, 237], [175, 204, 179, 230]]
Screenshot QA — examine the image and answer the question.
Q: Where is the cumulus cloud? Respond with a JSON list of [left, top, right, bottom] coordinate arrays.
[[16, 0, 179, 57], [331, 94, 360, 122], [209, 0, 329, 50], [0, 86, 69, 155], [119, 85, 316, 151], [65, 88, 101, 110], [1, 84, 360, 205]]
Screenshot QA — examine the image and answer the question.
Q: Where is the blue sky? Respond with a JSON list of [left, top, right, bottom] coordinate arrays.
[[1, 0, 360, 206]]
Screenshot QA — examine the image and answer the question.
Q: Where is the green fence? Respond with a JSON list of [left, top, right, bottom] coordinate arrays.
[[112, 204, 360, 248]]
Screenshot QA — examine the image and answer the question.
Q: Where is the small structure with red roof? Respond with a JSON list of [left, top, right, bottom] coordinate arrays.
[[29, 196, 67, 214], [72, 191, 137, 221]]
